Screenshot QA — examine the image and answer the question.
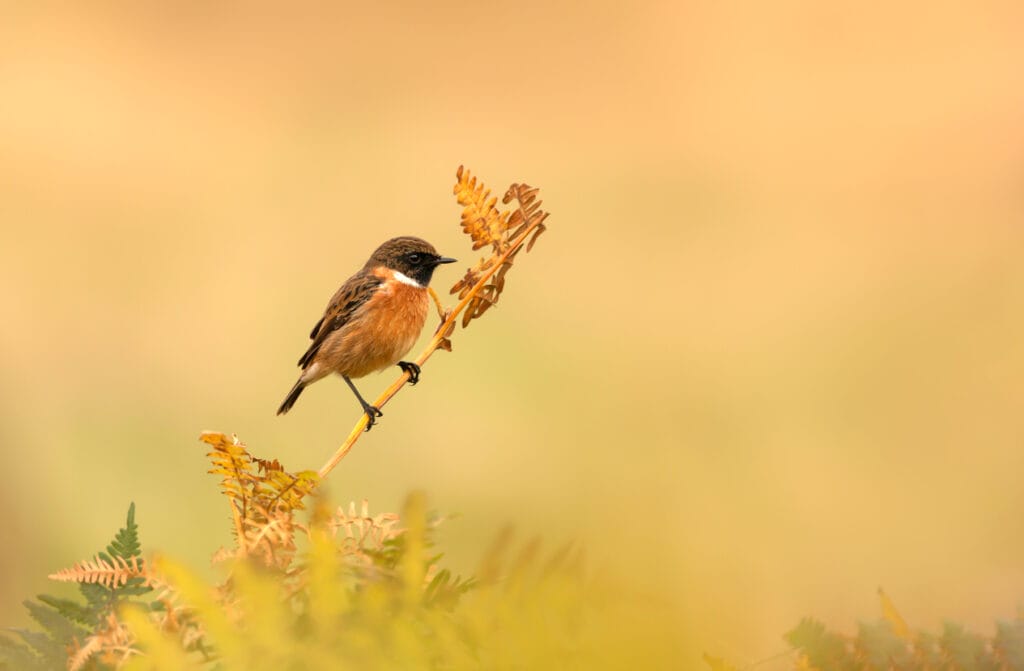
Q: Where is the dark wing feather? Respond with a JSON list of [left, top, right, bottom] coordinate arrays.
[[308, 316, 324, 340], [298, 273, 383, 369]]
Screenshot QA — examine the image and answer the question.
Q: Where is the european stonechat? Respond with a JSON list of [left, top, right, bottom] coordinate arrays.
[[277, 236, 457, 428]]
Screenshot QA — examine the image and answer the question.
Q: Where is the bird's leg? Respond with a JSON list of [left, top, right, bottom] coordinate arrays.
[[397, 361, 421, 385], [343, 375, 383, 431]]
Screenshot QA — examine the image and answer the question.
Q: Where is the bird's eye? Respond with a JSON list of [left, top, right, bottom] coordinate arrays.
[[407, 253, 422, 264]]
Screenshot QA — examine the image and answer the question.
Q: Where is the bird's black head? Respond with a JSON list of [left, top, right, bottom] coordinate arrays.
[[367, 236, 457, 287]]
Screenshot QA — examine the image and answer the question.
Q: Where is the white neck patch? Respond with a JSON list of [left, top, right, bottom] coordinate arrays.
[[393, 271, 424, 288]]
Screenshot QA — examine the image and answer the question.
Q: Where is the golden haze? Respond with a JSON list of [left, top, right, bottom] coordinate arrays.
[[1, 2, 1023, 666]]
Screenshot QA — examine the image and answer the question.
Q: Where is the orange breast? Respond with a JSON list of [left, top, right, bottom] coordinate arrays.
[[316, 277, 430, 379]]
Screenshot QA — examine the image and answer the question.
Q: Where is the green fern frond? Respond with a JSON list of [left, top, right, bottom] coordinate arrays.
[[23, 600, 88, 653], [6, 629, 63, 668], [107, 502, 142, 559], [423, 568, 477, 610], [0, 635, 48, 670], [35, 595, 94, 628]]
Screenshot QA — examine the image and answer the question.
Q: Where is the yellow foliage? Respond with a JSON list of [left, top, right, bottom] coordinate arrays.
[[879, 586, 913, 641], [200, 431, 318, 570], [117, 510, 675, 671], [28, 432, 685, 670]]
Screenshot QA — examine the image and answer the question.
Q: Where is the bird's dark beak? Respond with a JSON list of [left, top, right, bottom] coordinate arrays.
[[435, 256, 458, 265]]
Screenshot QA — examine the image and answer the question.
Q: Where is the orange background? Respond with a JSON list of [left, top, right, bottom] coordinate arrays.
[[2, 2, 1023, 666]]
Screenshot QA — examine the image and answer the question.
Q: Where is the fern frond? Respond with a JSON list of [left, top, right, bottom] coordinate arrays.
[[423, 568, 478, 610], [448, 171, 548, 330], [107, 502, 142, 560], [201, 431, 255, 511], [242, 505, 298, 571], [7, 628, 63, 668], [211, 546, 238, 565], [450, 256, 497, 301], [325, 500, 401, 564], [49, 554, 147, 589], [0, 635, 46, 671], [23, 599, 88, 652], [11, 505, 162, 671], [503, 182, 549, 251], [68, 612, 135, 671], [453, 165, 512, 252], [67, 636, 102, 671], [35, 594, 93, 627], [200, 431, 318, 569], [141, 572, 210, 659], [260, 468, 319, 512]]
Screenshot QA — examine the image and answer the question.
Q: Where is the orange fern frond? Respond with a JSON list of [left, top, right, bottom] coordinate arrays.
[[49, 555, 147, 589], [199, 432, 319, 569], [450, 171, 549, 329], [453, 165, 512, 252], [243, 505, 299, 571], [201, 431, 318, 514], [450, 256, 498, 301], [68, 612, 135, 671], [260, 468, 319, 512], [504, 182, 549, 252], [202, 431, 254, 503]]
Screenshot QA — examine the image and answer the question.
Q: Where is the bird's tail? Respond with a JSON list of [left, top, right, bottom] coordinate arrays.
[[277, 379, 305, 415]]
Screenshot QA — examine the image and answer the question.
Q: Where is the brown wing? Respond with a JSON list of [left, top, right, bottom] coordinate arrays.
[[297, 272, 383, 369]]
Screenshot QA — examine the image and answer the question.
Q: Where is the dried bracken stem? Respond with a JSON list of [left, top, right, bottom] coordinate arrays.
[[318, 168, 547, 479]]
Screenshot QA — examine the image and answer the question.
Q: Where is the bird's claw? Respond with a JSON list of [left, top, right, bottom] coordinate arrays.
[[362, 405, 383, 431], [398, 361, 421, 385]]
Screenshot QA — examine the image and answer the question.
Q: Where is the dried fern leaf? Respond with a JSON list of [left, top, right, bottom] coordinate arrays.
[[68, 612, 135, 671], [262, 469, 319, 511], [451, 256, 497, 300], [454, 165, 512, 252], [68, 635, 104, 671], [503, 182, 548, 251], [199, 432, 319, 569], [49, 555, 146, 589], [448, 169, 548, 331], [210, 547, 238, 565], [317, 500, 403, 567]]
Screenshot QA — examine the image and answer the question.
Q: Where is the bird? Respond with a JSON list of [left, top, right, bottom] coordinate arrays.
[[277, 236, 457, 429]]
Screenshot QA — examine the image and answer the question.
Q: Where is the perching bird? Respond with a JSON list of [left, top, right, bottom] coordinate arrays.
[[277, 236, 457, 428]]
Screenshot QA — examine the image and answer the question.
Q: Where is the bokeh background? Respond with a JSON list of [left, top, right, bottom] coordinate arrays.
[[2, 1, 1023, 667]]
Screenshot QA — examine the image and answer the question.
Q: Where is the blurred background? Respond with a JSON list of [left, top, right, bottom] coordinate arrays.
[[2, 1, 1023, 666]]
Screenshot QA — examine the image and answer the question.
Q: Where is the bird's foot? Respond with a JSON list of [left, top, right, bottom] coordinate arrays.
[[398, 361, 421, 385], [361, 404, 383, 431]]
